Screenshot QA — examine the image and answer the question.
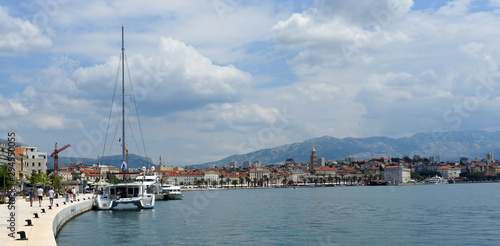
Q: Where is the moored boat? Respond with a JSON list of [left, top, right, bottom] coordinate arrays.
[[162, 184, 183, 200], [94, 26, 155, 210], [96, 182, 155, 209], [424, 176, 446, 184]]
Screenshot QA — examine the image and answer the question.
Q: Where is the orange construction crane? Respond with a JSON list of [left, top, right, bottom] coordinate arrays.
[[50, 143, 71, 177]]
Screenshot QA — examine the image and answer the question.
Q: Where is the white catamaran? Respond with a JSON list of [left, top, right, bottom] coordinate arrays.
[[95, 27, 155, 210]]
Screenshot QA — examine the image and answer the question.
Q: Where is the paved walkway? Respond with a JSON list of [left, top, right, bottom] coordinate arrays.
[[0, 195, 94, 246]]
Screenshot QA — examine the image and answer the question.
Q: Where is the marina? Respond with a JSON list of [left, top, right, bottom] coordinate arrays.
[[58, 183, 500, 245]]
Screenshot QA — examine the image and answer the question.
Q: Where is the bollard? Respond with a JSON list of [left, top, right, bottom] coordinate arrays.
[[56, 203, 59, 207], [41, 208, 45, 213], [71, 200, 73, 203], [17, 231, 28, 240], [25, 219, 32, 226], [83, 198, 86, 200], [33, 213, 39, 218], [63, 202, 66, 205], [48, 205, 52, 210], [78, 199, 80, 201]]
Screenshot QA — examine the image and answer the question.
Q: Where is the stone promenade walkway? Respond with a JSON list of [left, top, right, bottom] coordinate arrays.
[[0, 195, 93, 246]]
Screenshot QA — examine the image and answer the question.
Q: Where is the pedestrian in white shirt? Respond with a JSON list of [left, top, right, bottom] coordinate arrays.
[[48, 187, 55, 206], [37, 187, 44, 207]]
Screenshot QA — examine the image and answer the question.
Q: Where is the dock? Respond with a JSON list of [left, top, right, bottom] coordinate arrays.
[[0, 195, 94, 246]]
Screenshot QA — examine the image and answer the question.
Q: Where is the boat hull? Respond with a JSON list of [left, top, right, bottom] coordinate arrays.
[[94, 183, 155, 210], [168, 193, 183, 200]]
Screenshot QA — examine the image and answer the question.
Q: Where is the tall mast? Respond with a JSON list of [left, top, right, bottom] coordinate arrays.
[[122, 26, 126, 182]]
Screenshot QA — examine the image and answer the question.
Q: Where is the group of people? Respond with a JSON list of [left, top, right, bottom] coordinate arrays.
[[26, 186, 78, 207]]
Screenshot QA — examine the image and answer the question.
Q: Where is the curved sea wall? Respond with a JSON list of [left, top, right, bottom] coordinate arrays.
[[1, 197, 94, 246], [52, 200, 93, 237]]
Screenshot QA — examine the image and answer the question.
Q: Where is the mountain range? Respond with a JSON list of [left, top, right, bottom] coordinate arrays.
[[3, 130, 500, 169], [194, 130, 500, 168]]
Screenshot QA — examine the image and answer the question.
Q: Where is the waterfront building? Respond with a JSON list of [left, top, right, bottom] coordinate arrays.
[[162, 170, 203, 186], [99, 164, 121, 175], [437, 166, 461, 179], [289, 168, 305, 183], [50, 170, 73, 181], [384, 164, 411, 184], [25, 146, 48, 175], [309, 147, 318, 170], [13, 147, 28, 189], [364, 166, 380, 176], [248, 167, 270, 181], [80, 169, 104, 184], [201, 168, 219, 185], [313, 166, 336, 176]]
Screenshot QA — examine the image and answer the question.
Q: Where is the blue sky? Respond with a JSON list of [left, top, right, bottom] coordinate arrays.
[[2, 0, 500, 166]]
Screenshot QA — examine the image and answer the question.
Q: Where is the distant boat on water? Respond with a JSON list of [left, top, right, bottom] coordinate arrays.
[[162, 184, 183, 200], [424, 176, 446, 184]]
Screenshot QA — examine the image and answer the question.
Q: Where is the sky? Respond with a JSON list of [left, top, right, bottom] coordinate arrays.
[[2, 0, 500, 166]]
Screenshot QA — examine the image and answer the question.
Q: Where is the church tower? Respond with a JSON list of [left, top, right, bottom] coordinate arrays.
[[310, 147, 318, 171]]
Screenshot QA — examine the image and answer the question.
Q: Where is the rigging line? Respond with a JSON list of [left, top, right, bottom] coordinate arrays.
[[107, 111, 122, 165], [124, 53, 150, 167], [125, 112, 147, 167], [101, 52, 123, 166]]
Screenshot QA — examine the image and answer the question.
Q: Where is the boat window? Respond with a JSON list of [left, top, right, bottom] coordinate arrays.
[[128, 187, 134, 195], [134, 187, 139, 195], [110, 188, 115, 195]]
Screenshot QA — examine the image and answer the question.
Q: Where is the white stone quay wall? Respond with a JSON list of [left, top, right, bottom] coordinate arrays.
[[52, 200, 93, 237]]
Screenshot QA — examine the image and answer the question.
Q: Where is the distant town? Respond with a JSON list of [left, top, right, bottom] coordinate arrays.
[[2, 142, 498, 196]]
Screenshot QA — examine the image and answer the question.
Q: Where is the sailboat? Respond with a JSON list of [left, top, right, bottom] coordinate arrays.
[[94, 27, 155, 210]]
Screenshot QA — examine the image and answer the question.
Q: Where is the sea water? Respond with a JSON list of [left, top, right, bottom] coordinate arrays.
[[56, 183, 500, 245]]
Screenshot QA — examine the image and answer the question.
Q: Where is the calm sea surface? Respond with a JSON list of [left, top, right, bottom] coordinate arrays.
[[57, 183, 500, 245]]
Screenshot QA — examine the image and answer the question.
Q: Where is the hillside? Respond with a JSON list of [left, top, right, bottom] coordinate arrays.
[[46, 154, 154, 169], [194, 130, 500, 168]]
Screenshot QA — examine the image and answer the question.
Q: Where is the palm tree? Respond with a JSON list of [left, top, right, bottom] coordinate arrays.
[[263, 175, 269, 187], [282, 176, 288, 186], [232, 180, 238, 188], [226, 178, 231, 187], [253, 178, 257, 187], [219, 174, 225, 188], [327, 175, 333, 184], [245, 177, 251, 187], [239, 177, 244, 187]]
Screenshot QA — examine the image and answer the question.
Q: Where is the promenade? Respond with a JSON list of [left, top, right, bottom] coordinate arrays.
[[0, 194, 94, 246]]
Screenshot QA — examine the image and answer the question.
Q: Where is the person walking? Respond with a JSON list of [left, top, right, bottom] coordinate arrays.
[[29, 188, 34, 207], [37, 186, 44, 207], [48, 187, 55, 206], [71, 187, 77, 201], [8, 187, 15, 204], [65, 188, 70, 203]]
